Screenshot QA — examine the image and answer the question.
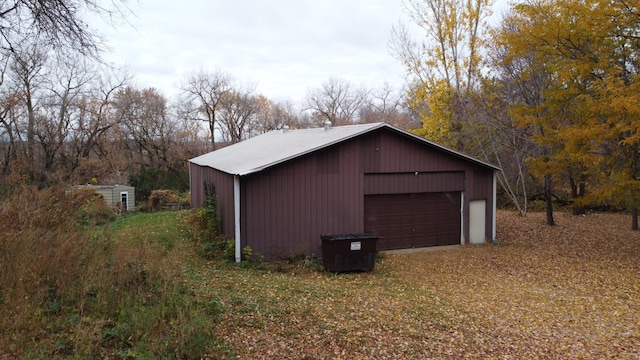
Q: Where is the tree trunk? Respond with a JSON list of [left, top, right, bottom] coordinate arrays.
[[631, 146, 639, 230], [544, 174, 555, 226], [569, 172, 586, 216], [26, 89, 36, 182], [209, 114, 216, 151]]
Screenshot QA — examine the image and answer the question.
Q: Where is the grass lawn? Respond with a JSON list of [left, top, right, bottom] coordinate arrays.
[[189, 210, 640, 359]]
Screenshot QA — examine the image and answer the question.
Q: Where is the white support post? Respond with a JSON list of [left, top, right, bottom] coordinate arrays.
[[492, 171, 498, 243], [233, 175, 242, 263], [460, 191, 465, 245]]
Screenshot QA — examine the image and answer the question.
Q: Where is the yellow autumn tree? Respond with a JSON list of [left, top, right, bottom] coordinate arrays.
[[392, 0, 494, 148], [410, 79, 455, 146], [501, 0, 640, 228]]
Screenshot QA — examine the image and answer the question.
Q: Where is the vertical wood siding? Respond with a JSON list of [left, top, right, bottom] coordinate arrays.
[[242, 139, 364, 261], [364, 131, 473, 172], [364, 172, 464, 194], [189, 164, 236, 240]]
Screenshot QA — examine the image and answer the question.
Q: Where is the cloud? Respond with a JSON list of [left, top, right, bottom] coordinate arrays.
[[97, 0, 411, 104]]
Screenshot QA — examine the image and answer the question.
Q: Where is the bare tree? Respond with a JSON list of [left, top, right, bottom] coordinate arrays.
[[0, 91, 21, 176], [169, 101, 207, 164], [34, 54, 96, 181], [271, 100, 304, 129], [470, 78, 538, 217], [7, 43, 48, 181], [0, 0, 130, 186], [358, 83, 420, 129], [305, 78, 369, 126], [113, 86, 174, 168], [253, 96, 303, 136], [0, 0, 127, 59], [218, 89, 260, 144], [66, 65, 130, 182], [179, 68, 233, 150]]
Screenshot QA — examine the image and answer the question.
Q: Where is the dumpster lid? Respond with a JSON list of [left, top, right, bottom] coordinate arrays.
[[321, 233, 378, 241]]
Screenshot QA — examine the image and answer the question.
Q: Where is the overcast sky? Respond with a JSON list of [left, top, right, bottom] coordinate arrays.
[[96, 0, 417, 105]]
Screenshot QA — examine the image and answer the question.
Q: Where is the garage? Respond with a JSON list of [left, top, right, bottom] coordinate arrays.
[[189, 122, 499, 262], [364, 192, 461, 250]]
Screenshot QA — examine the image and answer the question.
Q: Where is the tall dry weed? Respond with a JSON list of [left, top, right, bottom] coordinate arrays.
[[0, 186, 225, 359], [0, 186, 96, 326], [2, 187, 147, 352], [0, 185, 219, 357]]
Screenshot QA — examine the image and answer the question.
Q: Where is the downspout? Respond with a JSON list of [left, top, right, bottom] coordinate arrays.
[[233, 175, 242, 263], [492, 171, 498, 244], [188, 163, 193, 208], [460, 191, 465, 245]]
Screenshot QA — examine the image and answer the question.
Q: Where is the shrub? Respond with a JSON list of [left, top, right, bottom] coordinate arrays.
[[70, 188, 116, 226], [186, 183, 267, 267], [128, 166, 189, 202], [203, 182, 221, 237], [143, 189, 189, 211], [183, 182, 236, 261]]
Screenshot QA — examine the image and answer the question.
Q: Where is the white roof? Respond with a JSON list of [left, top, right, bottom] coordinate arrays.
[[189, 122, 499, 176]]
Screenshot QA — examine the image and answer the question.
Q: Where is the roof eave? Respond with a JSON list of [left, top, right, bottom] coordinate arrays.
[[189, 122, 501, 175], [237, 122, 388, 176]]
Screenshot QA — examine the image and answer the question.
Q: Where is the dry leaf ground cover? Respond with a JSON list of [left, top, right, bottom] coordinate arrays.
[[192, 211, 640, 359]]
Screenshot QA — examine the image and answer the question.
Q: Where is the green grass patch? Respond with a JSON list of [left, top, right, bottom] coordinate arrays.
[[108, 211, 182, 249]]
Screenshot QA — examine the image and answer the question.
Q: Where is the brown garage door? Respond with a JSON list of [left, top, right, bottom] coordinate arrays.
[[364, 192, 461, 250]]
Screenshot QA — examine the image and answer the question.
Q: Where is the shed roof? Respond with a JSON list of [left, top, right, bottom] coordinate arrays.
[[189, 122, 500, 176], [70, 184, 134, 190]]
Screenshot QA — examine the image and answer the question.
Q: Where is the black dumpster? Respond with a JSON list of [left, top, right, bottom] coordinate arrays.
[[321, 233, 378, 272]]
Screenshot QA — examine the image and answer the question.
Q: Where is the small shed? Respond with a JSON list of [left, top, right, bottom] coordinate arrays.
[[73, 184, 136, 211], [189, 122, 500, 262]]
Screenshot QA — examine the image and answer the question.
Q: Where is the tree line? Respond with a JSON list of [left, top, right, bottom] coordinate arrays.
[[2, 0, 639, 228], [0, 54, 416, 192], [0, 1, 418, 196]]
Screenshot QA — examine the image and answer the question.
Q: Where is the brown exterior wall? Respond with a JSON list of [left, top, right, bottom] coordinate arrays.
[[363, 131, 473, 173], [189, 127, 497, 261], [241, 139, 365, 260], [189, 164, 236, 240], [364, 172, 464, 195]]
